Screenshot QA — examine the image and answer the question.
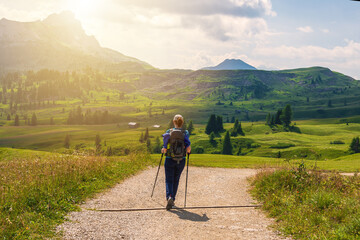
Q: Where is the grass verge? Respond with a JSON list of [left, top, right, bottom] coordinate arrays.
[[0, 151, 154, 239], [251, 165, 360, 239]]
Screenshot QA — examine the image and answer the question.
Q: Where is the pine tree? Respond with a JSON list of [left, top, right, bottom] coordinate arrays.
[[266, 113, 271, 125], [280, 104, 292, 128], [231, 116, 235, 123], [216, 115, 224, 132], [231, 119, 239, 137], [14, 114, 19, 126], [205, 114, 217, 134], [144, 128, 149, 141], [237, 121, 245, 136], [139, 132, 144, 143], [146, 138, 152, 153], [153, 137, 162, 153], [187, 120, 194, 135], [236, 146, 242, 156], [64, 134, 70, 149], [350, 137, 360, 153], [270, 115, 275, 125], [31, 113, 37, 126], [275, 109, 282, 125], [222, 131, 233, 155], [209, 132, 215, 143]]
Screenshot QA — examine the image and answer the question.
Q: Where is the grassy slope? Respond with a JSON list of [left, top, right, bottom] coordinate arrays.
[[0, 150, 155, 239]]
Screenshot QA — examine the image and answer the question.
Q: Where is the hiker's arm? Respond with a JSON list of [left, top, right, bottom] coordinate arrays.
[[162, 133, 170, 153]]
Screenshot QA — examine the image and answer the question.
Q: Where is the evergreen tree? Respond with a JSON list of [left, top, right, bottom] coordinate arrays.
[[146, 138, 152, 153], [275, 109, 282, 125], [237, 121, 245, 136], [222, 131, 233, 155], [64, 134, 70, 149], [229, 101, 233, 106], [153, 137, 162, 153], [280, 104, 292, 127], [139, 132, 144, 143], [226, 116, 229, 123], [144, 128, 149, 141], [209, 132, 215, 143], [95, 134, 101, 153], [306, 97, 310, 103], [231, 119, 239, 137], [344, 98, 347, 106], [14, 114, 19, 126], [187, 120, 194, 135], [266, 113, 271, 125], [216, 115, 224, 132], [270, 115, 275, 125], [31, 113, 37, 126], [236, 146, 242, 156], [205, 114, 217, 134], [231, 116, 235, 123], [350, 137, 360, 153]]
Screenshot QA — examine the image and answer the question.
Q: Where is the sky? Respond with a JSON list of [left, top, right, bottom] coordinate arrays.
[[0, 0, 359, 79]]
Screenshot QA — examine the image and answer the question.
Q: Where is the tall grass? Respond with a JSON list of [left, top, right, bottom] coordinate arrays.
[[251, 165, 360, 239], [0, 151, 153, 239]]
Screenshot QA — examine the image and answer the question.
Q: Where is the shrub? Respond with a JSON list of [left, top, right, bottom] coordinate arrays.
[[194, 146, 204, 154], [269, 143, 295, 149], [330, 140, 345, 144]]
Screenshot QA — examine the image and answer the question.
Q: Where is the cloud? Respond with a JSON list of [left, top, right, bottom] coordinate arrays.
[[322, 29, 330, 33], [111, 0, 275, 18], [297, 26, 314, 33], [254, 40, 360, 79]]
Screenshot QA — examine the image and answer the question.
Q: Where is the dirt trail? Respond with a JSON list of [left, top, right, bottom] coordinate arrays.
[[58, 167, 290, 240]]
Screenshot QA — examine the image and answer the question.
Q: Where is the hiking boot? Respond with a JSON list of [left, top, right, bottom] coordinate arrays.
[[166, 197, 174, 210]]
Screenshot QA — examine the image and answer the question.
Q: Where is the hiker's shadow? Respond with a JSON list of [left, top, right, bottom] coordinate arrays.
[[170, 209, 210, 222]]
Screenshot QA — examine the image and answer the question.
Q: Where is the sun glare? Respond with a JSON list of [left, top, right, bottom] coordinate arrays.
[[67, 0, 99, 19]]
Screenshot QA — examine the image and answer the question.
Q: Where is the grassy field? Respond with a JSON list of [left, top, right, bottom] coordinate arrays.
[[0, 150, 155, 239], [1, 113, 360, 239], [251, 167, 360, 239]]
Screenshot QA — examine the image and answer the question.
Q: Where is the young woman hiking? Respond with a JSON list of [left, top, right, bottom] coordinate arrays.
[[161, 114, 191, 210]]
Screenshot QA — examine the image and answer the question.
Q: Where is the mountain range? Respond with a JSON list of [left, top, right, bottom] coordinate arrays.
[[0, 11, 152, 72]]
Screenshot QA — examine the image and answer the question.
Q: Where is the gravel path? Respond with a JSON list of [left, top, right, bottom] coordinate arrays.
[[58, 167, 290, 240]]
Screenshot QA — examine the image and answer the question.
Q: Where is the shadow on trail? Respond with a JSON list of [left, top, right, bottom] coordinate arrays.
[[170, 209, 210, 222]]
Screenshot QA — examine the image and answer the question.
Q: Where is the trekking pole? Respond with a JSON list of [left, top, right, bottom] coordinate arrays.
[[151, 153, 164, 198], [184, 153, 190, 208]]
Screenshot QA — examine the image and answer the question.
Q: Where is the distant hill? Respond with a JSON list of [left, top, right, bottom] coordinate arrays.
[[132, 67, 359, 103], [0, 11, 152, 72], [202, 59, 257, 70]]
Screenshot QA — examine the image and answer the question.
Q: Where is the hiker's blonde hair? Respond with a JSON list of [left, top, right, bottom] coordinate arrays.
[[173, 114, 184, 128]]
